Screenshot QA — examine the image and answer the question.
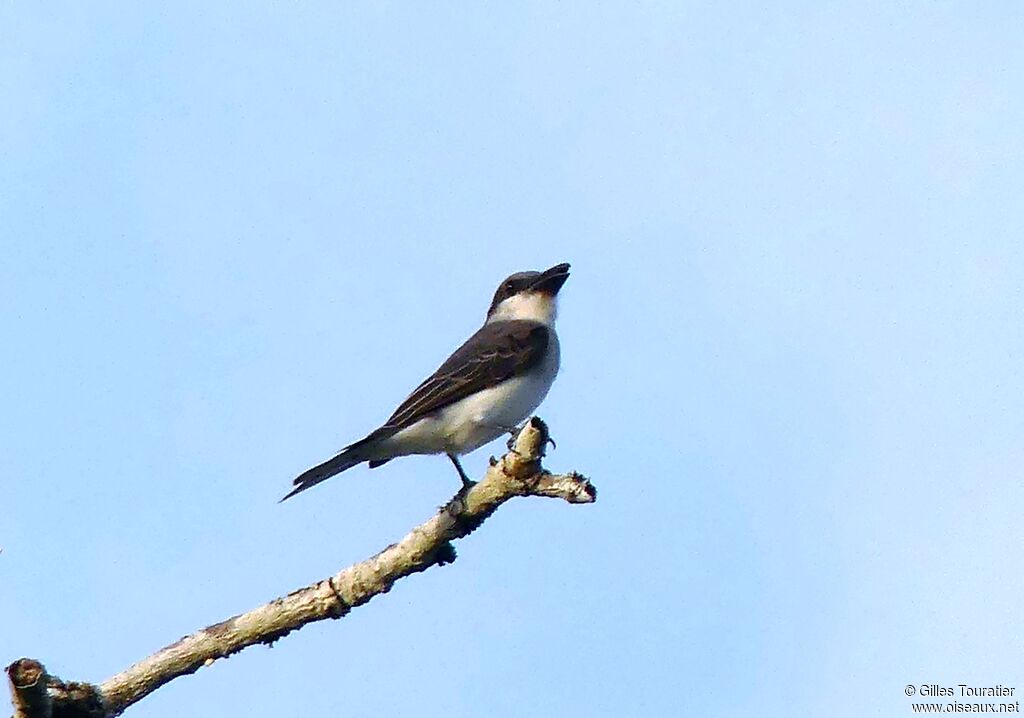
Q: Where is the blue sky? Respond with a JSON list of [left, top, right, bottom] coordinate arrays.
[[3, 3, 1023, 716]]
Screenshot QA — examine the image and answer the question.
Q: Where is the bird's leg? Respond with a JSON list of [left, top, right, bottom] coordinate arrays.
[[447, 453, 475, 488]]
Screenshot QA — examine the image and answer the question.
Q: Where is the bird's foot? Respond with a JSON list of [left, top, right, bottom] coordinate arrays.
[[504, 423, 527, 452], [504, 421, 557, 454], [453, 474, 477, 506]]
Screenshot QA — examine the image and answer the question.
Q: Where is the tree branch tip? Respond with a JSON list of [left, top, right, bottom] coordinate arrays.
[[568, 472, 597, 502], [7, 660, 106, 718], [7, 658, 45, 689], [526, 416, 548, 433], [510, 416, 549, 459], [527, 471, 597, 504]]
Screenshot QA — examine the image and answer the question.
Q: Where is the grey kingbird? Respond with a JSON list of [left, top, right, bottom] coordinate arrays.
[[282, 262, 570, 501]]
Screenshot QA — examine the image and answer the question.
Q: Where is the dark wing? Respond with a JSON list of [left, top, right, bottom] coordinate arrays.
[[382, 320, 550, 430]]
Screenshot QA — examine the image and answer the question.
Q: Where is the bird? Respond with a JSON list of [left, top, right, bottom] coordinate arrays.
[[281, 262, 570, 501]]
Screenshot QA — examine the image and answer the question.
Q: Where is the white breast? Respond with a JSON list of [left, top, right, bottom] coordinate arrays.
[[383, 330, 560, 457]]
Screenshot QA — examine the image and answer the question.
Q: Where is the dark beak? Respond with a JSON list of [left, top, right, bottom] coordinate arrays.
[[530, 262, 571, 295]]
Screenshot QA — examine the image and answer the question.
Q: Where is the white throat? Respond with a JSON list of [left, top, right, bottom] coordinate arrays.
[[487, 292, 558, 326]]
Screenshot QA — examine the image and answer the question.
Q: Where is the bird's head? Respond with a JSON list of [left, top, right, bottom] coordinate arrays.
[[486, 262, 570, 325]]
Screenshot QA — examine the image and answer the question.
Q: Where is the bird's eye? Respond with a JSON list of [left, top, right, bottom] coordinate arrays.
[[504, 281, 514, 292]]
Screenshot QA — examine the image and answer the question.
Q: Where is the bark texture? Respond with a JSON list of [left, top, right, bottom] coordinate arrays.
[[7, 417, 595, 717]]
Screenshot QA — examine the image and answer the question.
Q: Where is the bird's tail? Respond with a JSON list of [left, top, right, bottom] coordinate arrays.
[[280, 430, 391, 502]]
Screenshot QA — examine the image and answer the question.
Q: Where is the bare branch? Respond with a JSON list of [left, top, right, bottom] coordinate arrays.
[[7, 418, 595, 717]]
